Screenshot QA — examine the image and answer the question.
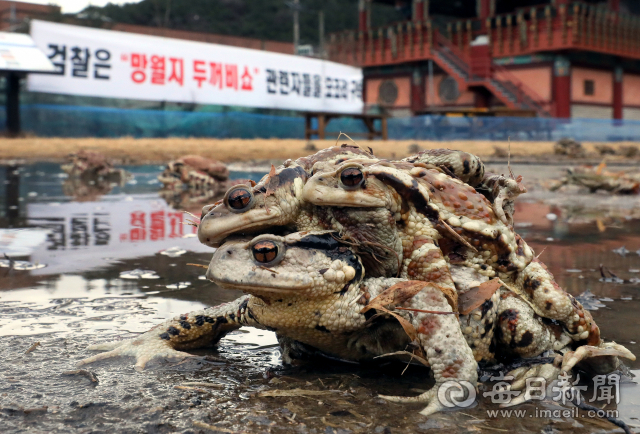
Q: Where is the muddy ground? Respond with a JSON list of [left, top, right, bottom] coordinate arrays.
[[1, 138, 640, 164], [0, 162, 639, 434]]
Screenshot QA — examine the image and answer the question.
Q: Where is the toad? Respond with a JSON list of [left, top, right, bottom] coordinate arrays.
[[79, 231, 634, 414], [301, 160, 599, 345]]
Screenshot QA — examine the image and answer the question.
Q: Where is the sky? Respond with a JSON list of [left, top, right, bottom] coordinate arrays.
[[23, 0, 142, 14]]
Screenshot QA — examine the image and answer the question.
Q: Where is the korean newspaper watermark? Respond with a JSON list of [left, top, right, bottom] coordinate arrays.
[[437, 372, 621, 418]]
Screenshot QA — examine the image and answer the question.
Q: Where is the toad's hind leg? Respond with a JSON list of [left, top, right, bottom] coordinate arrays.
[[379, 285, 478, 416], [494, 291, 565, 360], [458, 290, 501, 362], [402, 239, 458, 312], [79, 295, 256, 370], [514, 258, 600, 345]]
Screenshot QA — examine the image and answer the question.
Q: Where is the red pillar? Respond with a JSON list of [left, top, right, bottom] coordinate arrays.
[[613, 66, 623, 120], [553, 56, 571, 118], [414, 0, 424, 22], [358, 0, 369, 32], [477, 0, 491, 19], [411, 69, 425, 113], [609, 0, 620, 12]]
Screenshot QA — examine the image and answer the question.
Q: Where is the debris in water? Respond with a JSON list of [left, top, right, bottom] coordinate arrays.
[[514, 222, 532, 228], [24, 342, 41, 355], [62, 369, 99, 384], [119, 269, 160, 279], [576, 290, 607, 310], [160, 246, 187, 257], [612, 246, 630, 257], [166, 282, 191, 289], [0, 259, 47, 270]]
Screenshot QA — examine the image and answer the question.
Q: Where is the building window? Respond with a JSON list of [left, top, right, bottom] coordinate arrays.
[[584, 79, 595, 96]]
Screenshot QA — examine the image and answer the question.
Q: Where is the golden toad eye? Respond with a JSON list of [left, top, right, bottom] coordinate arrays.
[[252, 241, 279, 263], [340, 167, 364, 188], [224, 186, 255, 213]]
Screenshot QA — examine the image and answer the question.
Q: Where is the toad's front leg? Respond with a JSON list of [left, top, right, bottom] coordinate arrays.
[[378, 284, 478, 416], [79, 295, 259, 370]]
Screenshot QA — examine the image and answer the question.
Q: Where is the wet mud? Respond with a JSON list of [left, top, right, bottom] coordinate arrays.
[[0, 162, 638, 433]]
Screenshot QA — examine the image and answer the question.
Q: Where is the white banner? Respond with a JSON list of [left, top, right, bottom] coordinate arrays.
[[28, 20, 363, 114]]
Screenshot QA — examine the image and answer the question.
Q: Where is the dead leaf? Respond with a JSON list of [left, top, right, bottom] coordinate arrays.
[[263, 164, 278, 214], [377, 305, 418, 341], [361, 281, 432, 313], [596, 219, 606, 232], [362, 280, 457, 315], [458, 278, 502, 315], [258, 388, 337, 398]]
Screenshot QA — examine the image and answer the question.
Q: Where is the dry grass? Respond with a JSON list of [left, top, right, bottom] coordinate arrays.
[[0, 137, 638, 163]]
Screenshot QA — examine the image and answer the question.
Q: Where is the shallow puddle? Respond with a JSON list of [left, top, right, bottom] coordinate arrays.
[[0, 162, 638, 433]]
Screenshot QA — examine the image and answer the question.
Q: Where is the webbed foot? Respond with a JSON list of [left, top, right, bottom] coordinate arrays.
[[78, 336, 193, 371], [380, 389, 446, 416], [500, 361, 562, 408], [561, 342, 636, 374]]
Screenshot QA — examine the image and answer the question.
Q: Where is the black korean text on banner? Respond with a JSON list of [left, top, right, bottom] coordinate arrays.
[[30, 20, 363, 114]]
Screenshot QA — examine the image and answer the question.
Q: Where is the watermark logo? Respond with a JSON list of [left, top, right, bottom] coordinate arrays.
[[437, 380, 476, 408], [437, 372, 620, 410]]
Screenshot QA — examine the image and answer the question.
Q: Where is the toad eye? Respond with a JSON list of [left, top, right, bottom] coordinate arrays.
[[224, 186, 255, 213], [340, 167, 364, 189], [252, 241, 279, 263]]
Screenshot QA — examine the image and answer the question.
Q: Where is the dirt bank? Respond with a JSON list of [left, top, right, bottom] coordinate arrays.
[[1, 138, 639, 164]]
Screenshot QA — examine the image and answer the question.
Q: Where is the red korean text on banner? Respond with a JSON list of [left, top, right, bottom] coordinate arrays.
[[131, 53, 147, 84], [241, 66, 253, 91], [150, 211, 165, 241], [130, 211, 146, 241], [209, 62, 222, 89], [150, 55, 165, 85], [193, 60, 207, 87], [168, 212, 184, 238], [225, 64, 238, 90], [168, 57, 184, 86]]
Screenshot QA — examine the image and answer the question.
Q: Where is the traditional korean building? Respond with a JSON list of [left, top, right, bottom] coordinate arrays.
[[327, 0, 640, 119]]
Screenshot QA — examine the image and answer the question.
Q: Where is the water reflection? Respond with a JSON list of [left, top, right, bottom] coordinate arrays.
[[0, 164, 266, 276]]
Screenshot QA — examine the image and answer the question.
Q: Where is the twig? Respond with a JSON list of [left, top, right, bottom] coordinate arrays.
[[257, 265, 279, 274], [394, 307, 458, 315], [187, 263, 209, 269], [401, 352, 414, 375], [24, 341, 40, 355]]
